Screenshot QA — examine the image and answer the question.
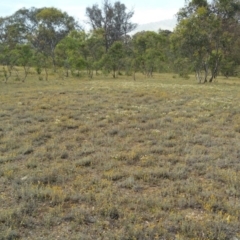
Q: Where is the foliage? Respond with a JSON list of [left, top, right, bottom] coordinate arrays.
[[0, 7, 79, 81], [0, 1, 240, 83], [172, 0, 240, 82], [86, 0, 137, 51], [101, 41, 126, 78]]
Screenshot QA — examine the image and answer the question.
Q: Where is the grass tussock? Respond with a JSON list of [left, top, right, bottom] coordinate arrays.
[[0, 72, 240, 239]]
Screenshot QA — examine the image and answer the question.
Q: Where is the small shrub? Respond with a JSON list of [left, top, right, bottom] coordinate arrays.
[[75, 157, 92, 167], [118, 176, 135, 189], [60, 152, 69, 159]]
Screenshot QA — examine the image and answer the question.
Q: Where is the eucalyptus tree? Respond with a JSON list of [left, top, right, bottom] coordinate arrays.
[[55, 30, 86, 78], [173, 0, 240, 82], [31, 7, 80, 72], [14, 44, 33, 82], [157, 29, 173, 73], [86, 0, 137, 52], [56, 30, 92, 78], [132, 31, 165, 77], [172, 4, 212, 82], [85, 29, 105, 76], [0, 15, 25, 82], [0, 7, 80, 82], [32, 51, 52, 81], [101, 41, 126, 78], [212, 0, 240, 77], [55, 29, 105, 78], [0, 44, 17, 82]]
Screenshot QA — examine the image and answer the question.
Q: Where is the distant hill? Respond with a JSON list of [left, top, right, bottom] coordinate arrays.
[[130, 18, 177, 35]]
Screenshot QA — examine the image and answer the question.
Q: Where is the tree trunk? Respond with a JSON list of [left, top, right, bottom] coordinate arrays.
[[150, 67, 153, 77], [14, 67, 21, 81], [22, 66, 30, 82], [209, 56, 220, 82], [195, 70, 202, 83], [3, 66, 12, 83], [65, 69, 69, 77], [44, 67, 48, 81], [203, 63, 208, 83], [133, 71, 136, 81], [89, 70, 93, 79]]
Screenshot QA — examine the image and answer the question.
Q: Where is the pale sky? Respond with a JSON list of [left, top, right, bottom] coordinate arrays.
[[1, 0, 185, 27]]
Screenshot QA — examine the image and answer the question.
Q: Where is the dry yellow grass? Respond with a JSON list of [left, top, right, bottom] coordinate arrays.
[[0, 72, 240, 239]]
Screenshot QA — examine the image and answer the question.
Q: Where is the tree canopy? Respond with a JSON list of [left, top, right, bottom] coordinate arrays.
[[172, 0, 240, 82], [86, 0, 137, 52], [0, 0, 240, 83]]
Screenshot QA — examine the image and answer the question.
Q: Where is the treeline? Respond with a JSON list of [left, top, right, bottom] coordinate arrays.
[[0, 0, 240, 83]]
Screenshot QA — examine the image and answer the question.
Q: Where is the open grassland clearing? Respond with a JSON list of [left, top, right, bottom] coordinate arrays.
[[0, 73, 240, 239]]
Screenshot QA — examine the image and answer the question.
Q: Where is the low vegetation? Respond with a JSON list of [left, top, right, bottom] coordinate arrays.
[[0, 72, 240, 239]]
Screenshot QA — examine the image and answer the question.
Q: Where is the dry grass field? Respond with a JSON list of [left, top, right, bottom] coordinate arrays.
[[0, 71, 240, 239]]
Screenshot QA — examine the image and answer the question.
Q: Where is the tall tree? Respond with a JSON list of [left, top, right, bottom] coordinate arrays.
[[0, 7, 80, 81], [172, 0, 240, 82], [31, 7, 79, 71], [82, 29, 105, 77], [102, 41, 126, 78], [132, 31, 165, 78], [86, 0, 137, 52], [55, 30, 87, 78], [0, 15, 26, 82]]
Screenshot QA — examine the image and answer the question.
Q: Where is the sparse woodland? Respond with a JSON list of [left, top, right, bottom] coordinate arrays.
[[0, 0, 240, 82], [0, 0, 240, 239]]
